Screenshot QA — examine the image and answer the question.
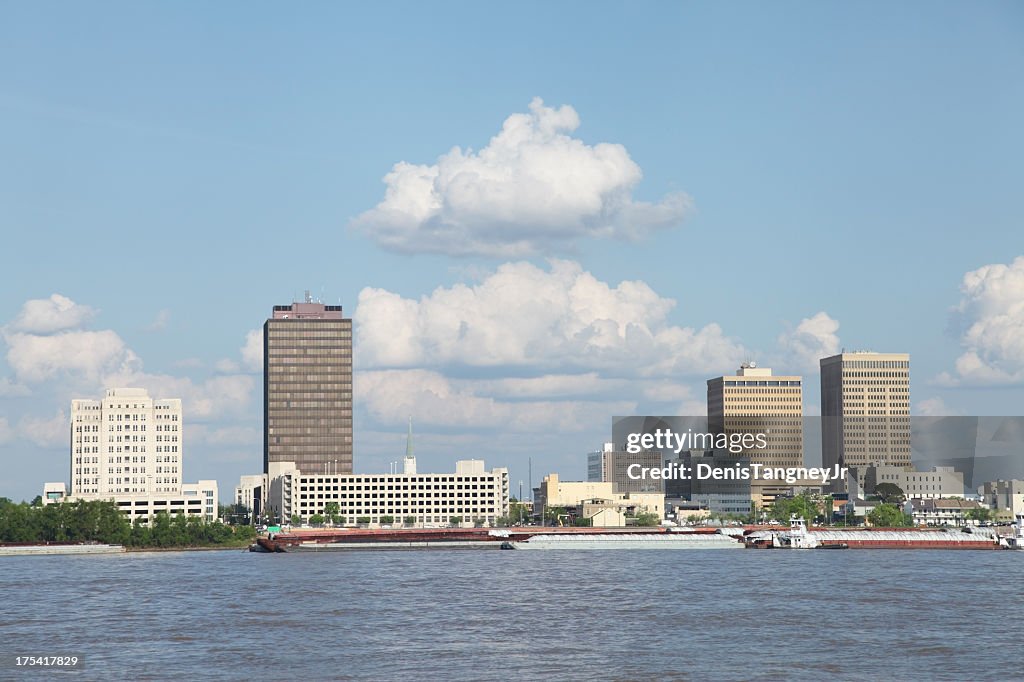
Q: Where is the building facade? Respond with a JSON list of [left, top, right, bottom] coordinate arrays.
[[863, 465, 965, 499], [533, 473, 665, 522], [263, 459, 510, 527], [587, 443, 665, 494], [70, 387, 182, 496], [707, 363, 804, 507], [979, 479, 1024, 517], [264, 293, 353, 476], [820, 352, 911, 488], [45, 387, 217, 523]]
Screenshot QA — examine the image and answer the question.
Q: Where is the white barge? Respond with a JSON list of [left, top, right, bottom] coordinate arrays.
[[500, 532, 743, 550]]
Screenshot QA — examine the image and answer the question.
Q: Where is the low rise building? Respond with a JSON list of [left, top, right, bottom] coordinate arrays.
[[865, 465, 965, 499], [979, 479, 1024, 518], [910, 498, 987, 527], [256, 458, 510, 527], [535, 473, 664, 525]]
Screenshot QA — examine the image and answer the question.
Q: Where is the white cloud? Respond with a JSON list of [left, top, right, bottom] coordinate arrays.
[[101, 368, 255, 420], [240, 329, 263, 371], [776, 312, 841, 373], [355, 259, 744, 377], [9, 294, 97, 334], [915, 397, 961, 416], [5, 330, 141, 383], [18, 410, 68, 447], [351, 97, 690, 257], [215, 358, 240, 374], [940, 256, 1024, 386], [356, 369, 635, 433]]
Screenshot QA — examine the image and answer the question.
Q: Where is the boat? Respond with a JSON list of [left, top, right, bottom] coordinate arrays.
[[1000, 514, 1024, 550], [775, 515, 819, 549], [499, 532, 743, 550]]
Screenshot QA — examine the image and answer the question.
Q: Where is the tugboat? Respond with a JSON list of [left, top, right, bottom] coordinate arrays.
[[775, 514, 819, 549], [1002, 514, 1024, 550]]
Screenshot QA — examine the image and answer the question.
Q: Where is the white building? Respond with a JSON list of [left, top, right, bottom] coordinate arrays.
[[43, 388, 217, 523], [979, 479, 1024, 517], [70, 387, 182, 496], [254, 458, 510, 527], [855, 464, 966, 499]]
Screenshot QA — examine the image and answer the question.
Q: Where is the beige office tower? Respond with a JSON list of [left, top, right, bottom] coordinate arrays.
[[264, 293, 353, 476], [70, 388, 182, 496], [708, 363, 804, 506], [820, 352, 910, 490]]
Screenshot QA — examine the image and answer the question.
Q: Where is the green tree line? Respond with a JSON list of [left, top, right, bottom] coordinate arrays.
[[0, 498, 255, 548]]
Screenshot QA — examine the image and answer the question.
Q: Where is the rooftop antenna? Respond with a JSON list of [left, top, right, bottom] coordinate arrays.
[[304, 289, 312, 304]]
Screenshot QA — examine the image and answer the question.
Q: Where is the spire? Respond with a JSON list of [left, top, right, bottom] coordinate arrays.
[[405, 416, 414, 459], [403, 416, 416, 475]]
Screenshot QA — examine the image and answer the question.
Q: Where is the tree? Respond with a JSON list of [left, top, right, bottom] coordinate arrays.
[[874, 483, 906, 505], [308, 514, 325, 526], [449, 516, 463, 527], [966, 507, 993, 524], [380, 515, 395, 525], [290, 514, 301, 526], [403, 516, 417, 527], [634, 512, 660, 527], [324, 503, 340, 524], [356, 516, 371, 525], [771, 492, 820, 525], [867, 503, 913, 528]]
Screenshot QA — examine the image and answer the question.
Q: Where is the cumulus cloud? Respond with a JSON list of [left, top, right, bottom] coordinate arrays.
[[10, 294, 96, 333], [357, 369, 636, 433], [240, 329, 263, 371], [5, 330, 141, 383], [776, 312, 841, 373], [915, 397, 961, 416], [2, 294, 257, 422], [18, 410, 68, 447], [351, 97, 690, 257], [938, 256, 1024, 386], [355, 259, 744, 377]]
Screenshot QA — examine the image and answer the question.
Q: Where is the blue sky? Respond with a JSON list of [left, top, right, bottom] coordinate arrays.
[[1, 2, 1022, 502]]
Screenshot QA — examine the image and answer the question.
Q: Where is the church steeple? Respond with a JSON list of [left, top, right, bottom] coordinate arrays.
[[403, 416, 416, 475]]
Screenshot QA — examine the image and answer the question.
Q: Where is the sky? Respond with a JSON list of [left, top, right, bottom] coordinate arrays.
[[1, 2, 1022, 503]]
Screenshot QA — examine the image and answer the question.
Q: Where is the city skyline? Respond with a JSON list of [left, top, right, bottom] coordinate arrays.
[[1, 3, 1022, 502]]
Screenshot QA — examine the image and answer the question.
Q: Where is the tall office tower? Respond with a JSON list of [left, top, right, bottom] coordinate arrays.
[[70, 388, 182, 496], [707, 363, 804, 469], [708, 360, 802, 503], [820, 352, 910, 486], [264, 292, 353, 476], [587, 442, 664, 494]]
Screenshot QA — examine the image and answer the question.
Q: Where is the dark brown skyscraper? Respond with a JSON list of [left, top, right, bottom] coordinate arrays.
[[264, 293, 353, 475]]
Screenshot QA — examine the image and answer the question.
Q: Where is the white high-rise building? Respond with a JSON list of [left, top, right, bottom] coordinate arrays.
[[46, 388, 217, 523], [70, 387, 182, 496]]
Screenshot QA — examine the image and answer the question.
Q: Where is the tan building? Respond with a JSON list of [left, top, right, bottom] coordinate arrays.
[[264, 293, 353, 476], [820, 352, 911, 490], [708, 363, 804, 506], [863, 465, 965, 499], [534, 473, 664, 524], [587, 442, 665, 494]]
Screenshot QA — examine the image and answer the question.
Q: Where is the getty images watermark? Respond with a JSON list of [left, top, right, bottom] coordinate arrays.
[[623, 426, 847, 484]]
